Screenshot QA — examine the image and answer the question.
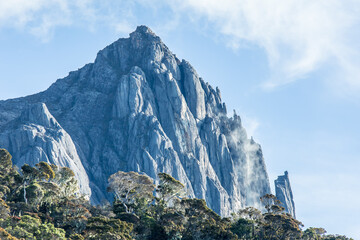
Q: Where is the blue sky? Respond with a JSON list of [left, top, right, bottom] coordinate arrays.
[[0, 0, 360, 238]]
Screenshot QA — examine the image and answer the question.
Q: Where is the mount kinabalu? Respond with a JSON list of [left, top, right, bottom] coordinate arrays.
[[0, 26, 272, 216]]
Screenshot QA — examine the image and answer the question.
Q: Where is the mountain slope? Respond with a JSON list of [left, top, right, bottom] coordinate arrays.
[[0, 26, 271, 216]]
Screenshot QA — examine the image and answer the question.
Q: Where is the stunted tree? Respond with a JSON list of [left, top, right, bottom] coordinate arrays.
[[17, 163, 80, 206], [0, 149, 13, 176], [178, 198, 236, 240], [35, 162, 55, 181], [1, 215, 66, 240], [258, 194, 303, 240], [262, 213, 303, 239], [235, 206, 263, 221], [231, 207, 263, 239], [84, 217, 133, 240], [51, 166, 80, 198], [57, 167, 75, 183], [156, 173, 186, 206], [0, 149, 21, 201], [303, 227, 327, 240], [21, 164, 40, 182], [25, 183, 44, 206], [0, 227, 18, 240], [260, 194, 277, 213], [107, 171, 155, 213], [0, 199, 10, 218], [323, 234, 354, 240], [38, 182, 61, 204]]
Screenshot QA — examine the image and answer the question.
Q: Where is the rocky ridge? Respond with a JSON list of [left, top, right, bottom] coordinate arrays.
[[0, 26, 271, 216]]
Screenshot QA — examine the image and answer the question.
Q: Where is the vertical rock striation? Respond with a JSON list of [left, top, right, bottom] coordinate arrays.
[[0, 26, 271, 216], [275, 171, 296, 218], [0, 103, 91, 196]]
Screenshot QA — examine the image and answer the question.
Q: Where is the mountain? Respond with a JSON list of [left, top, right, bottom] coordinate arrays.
[[0, 26, 271, 216], [275, 171, 296, 218]]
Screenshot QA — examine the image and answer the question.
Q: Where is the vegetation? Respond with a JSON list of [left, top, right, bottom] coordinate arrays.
[[0, 148, 354, 239]]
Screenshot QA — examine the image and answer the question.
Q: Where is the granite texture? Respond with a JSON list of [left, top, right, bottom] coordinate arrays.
[[275, 171, 296, 218], [0, 26, 271, 216]]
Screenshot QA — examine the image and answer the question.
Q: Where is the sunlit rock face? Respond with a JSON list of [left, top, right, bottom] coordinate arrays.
[[0, 103, 91, 196], [0, 26, 271, 216], [275, 171, 296, 218]]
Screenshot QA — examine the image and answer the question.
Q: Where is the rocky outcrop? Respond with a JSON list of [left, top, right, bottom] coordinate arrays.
[[0, 103, 91, 196], [275, 171, 296, 218], [0, 26, 271, 216]]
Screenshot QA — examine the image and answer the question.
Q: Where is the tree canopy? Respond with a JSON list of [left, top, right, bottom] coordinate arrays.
[[0, 148, 354, 240]]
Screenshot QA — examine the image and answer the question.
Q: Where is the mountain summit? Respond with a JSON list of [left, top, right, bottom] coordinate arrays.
[[0, 26, 271, 216]]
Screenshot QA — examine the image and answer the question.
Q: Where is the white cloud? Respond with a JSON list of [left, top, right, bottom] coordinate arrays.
[[0, 0, 133, 40], [164, 0, 360, 92], [0, 0, 45, 26], [1, 0, 360, 91], [0, 0, 79, 40]]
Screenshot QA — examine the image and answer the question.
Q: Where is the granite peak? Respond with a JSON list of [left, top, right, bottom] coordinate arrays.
[[0, 26, 273, 216]]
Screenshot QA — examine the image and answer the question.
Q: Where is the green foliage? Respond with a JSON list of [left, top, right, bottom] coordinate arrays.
[[0, 215, 66, 240], [157, 172, 186, 207], [322, 235, 354, 240], [0, 149, 22, 201], [26, 183, 45, 206], [69, 233, 85, 240], [84, 216, 134, 240], [0, 148, 354, 240], [0, 149, 13, 174], [260, 193, 277, 213], [38, 181, 61, 204], [0, 199, 10, 218], [303, 227, 327, 240], [231, 207, 263, 239], [302, 228, 353, 240], [179, 199, 236, 240], [51, 166, 79, 199], [261, 213, 303, 239], [0, 227, 18, 240], [46, 197, 91, 236], [231, 218, 255, 239], [148, 223, 168, 240], [107, 171, 155, 214], [36, 162, 55, 181], [15, 163, 80, 209], [21, 164, 40, 181]]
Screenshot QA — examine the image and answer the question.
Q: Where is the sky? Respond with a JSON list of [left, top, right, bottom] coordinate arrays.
[[0, 0, 360, 238]]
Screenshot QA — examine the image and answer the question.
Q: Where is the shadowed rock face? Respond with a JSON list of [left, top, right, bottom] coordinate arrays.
[[275, 171, 296, 218], [0, 26, 271, 216]]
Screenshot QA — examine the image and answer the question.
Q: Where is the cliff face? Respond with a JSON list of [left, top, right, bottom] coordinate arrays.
[[0, 103, 91, 196], [275, 171, 296, 218], [0, 26, 271, 216]]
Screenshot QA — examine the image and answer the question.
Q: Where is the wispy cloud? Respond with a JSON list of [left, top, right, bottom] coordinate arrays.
[[1, 0, 360, 92], [165, 0, 360, 92], [242, 116, 260, 139], [0, 0, 73, 40], [0, 0, 134, 40]]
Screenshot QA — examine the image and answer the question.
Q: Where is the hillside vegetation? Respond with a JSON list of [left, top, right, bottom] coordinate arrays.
[[0, 149, 353, 240]]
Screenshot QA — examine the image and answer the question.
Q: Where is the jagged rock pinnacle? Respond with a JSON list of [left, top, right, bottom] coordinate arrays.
[[275, 171, 296, 218], [134, 25, 156, 35], [0, 26, 271, 215]]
